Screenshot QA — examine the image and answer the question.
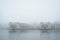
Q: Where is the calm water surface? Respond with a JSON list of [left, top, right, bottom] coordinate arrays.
[[0, 29, 60, 40]]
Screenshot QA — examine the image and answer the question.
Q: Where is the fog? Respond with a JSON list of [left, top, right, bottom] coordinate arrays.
[[0, 0, 60, 27]]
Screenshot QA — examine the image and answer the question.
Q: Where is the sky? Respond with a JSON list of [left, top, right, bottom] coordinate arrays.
[[0, 0, 60, 24]]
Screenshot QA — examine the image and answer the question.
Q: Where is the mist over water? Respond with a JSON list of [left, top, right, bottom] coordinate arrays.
[[0, 0, 60, 40]]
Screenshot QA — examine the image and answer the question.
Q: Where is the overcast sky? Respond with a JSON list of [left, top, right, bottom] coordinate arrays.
[[0, 0, 60, 24]]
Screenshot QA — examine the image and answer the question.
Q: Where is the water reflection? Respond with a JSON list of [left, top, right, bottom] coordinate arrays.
[[9, 30, 40, 40], [0, 29, 60, 40], [9, 29, 60, 40]]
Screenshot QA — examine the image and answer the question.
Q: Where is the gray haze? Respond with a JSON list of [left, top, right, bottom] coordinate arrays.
[[0, 0, 60, 24]]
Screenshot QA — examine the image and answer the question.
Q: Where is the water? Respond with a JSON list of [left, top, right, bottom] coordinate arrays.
[[0, 29, 60, 40]]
